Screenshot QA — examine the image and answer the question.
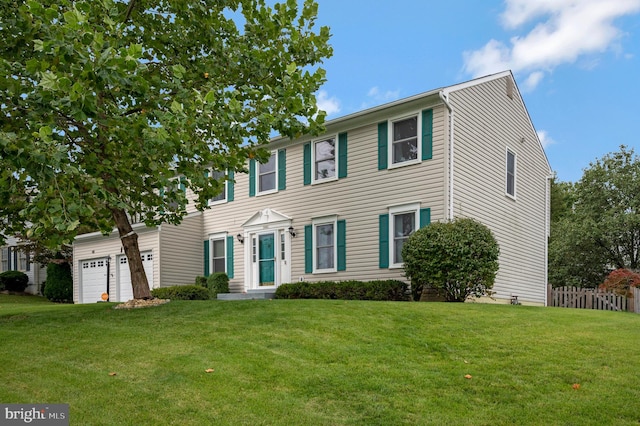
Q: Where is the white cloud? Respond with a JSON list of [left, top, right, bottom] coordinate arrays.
[[463, 0, 640, 90], [316, 90, 341, 117], [537, 130, 555, 148], [360, 86, 401, 109]]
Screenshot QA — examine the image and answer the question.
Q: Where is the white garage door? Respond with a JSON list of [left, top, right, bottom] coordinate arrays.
[[117, 251, 154, 302], [80, 258, 109, 303]]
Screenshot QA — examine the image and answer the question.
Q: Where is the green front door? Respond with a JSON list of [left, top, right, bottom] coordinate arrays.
[[259, 233, 275, 286]]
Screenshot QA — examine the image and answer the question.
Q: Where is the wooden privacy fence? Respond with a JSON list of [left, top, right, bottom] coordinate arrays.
[[548, 285, 640, 313]]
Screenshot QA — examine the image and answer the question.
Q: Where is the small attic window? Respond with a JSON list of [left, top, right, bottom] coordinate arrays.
[[506, 78, 514, 100]]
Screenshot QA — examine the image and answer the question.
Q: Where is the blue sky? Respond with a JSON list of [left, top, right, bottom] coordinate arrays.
[[312, 0, 640, 183]]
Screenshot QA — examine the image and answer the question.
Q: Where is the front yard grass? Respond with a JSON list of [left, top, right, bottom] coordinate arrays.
[[1, 294, 639, 425]]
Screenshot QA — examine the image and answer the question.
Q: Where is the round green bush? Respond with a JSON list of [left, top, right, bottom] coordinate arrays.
[[44, 262, 73, 303], [402, 217, 500, 302], [0, 270, 29, 292], [206, 272, 229, 298]]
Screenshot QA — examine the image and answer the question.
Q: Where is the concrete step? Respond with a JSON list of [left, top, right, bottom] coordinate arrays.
[[217, 291, 276, 300]]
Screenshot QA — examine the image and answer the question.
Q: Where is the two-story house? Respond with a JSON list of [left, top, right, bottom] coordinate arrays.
[[72, 71, 552, 305]]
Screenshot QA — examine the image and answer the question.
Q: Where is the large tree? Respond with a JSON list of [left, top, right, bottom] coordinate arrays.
[[0, 0, 332, 299], [548, 146, 640, 287]]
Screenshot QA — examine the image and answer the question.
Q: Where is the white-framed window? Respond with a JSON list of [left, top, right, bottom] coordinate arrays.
[[389, 113, 421, 167], [210, 233, 227, 274], [312, 136, 336, 183], [0, 248, 7, 272], [209, 169, 227, 205], [506, 148, 516, 199], [389, 203, 420, 268], [257, 152, 277, 195], [312, 216, 337, 273]]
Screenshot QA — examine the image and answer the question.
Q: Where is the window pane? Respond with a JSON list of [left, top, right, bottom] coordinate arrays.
[[317, 247, 334, 269], [315, 159, 335, 180], [393, 213, 415, 264], [393, 117, 417, 141], [260, 156, 276, 174], [315, 139, 335, 161], [259, 172, 275, 192], [316, 224, 334, 246], [393, 139, 418, 163], [212, 239, 225, 257], [394, 238, 407, 264], [394, 213, 415, 237], [507, 151, 515, 196], [211, 170, 226, 201], [212, 258, 225, 273]]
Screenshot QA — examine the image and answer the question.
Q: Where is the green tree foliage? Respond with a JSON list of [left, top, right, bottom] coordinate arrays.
[[402, 218, 500, 302], [1, 0, 332, 298], [43, 261, 73, 302], [549, 146, 640, 287]]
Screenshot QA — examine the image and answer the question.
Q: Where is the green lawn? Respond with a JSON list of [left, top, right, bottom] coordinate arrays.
[[1, 294, 639, 425]]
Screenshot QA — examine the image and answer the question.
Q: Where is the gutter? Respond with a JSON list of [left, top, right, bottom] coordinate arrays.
[[439, 91, 454, 220]]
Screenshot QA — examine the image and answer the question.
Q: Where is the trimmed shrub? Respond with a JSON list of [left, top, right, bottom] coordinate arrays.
[[206, 272, 229, 298], [43, 262, 73, 302], [151, 285, 209, 300], [0, 270, 29, 292], [402, 218, 500, 302], [195, 276, 208, 287], [275, 280, 409, 301], [599, 268, 640, 296]]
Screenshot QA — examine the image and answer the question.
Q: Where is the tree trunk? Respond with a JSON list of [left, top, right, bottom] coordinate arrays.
[[111, 207, 152, 300]]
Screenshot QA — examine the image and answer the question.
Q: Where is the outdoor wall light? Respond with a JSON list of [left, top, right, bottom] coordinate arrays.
[[236, 234, 244, 244], [288, 226, 296, 238]]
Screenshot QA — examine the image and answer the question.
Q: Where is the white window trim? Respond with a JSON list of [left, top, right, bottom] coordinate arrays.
[[506, 148, 517, 200], [388, 112, 422, 169], [312, 215, 338, 274], [209, 232, 227, 275], [311, 135, 338, 184], [388, 203, 420, 269], [256, 150, 279, 196], [208, 170, 228, 206]]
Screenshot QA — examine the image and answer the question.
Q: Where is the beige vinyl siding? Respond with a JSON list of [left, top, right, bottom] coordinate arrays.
[[158, 212, 203, 287], [72, 226, 160, 303], [449, 76, 550, 304], [203, 102, 448, 289]]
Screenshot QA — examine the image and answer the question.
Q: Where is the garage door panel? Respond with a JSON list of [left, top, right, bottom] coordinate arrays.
[[80, 258, 108, 303], [117, 251, 154, 302]]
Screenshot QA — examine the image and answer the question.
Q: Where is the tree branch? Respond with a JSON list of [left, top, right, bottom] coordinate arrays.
[[124, 0, 136, 23]]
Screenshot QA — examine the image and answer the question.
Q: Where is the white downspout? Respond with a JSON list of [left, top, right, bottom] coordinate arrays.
[[439, 91, 454, 220]]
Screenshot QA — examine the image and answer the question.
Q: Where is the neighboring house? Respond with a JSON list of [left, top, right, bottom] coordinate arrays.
[[73, 71, 552, 305], [0, 236, 47, 294]]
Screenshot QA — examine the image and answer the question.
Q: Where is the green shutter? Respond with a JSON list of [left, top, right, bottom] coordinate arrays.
[[303, 143, 311, 185], [337, 219, 346, 271], [378, 121, 388, 170], [226, 236, 234, 279], [227, 169, 234, 202], [379, 214, 389, 268], [278, 149, 286, 190], [249, 159, 256, 197], [304, 224, 312, 273], [338, 132, 348, 178], [422, 109, 433, 161], [179, 177, 186, 192], [420, 208, 431, 228], [203, 240, 210, 277]]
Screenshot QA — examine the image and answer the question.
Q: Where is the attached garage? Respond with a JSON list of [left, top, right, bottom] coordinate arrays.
[[79, 258, 109, 303], [116, 251, 154, 302]]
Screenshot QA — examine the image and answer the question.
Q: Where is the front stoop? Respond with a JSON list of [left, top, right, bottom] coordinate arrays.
[[217, 291, 276, 300]]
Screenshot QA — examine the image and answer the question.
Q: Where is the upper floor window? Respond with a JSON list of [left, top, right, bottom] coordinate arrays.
[[392, 115, 418, 165], [378, 109, 432, 170], [209, 170, 227, 205], [506, 149, 516, 198], [304, 133, 348, 185], [314, 137, 336, 182], [250, 149, 286, 197]]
